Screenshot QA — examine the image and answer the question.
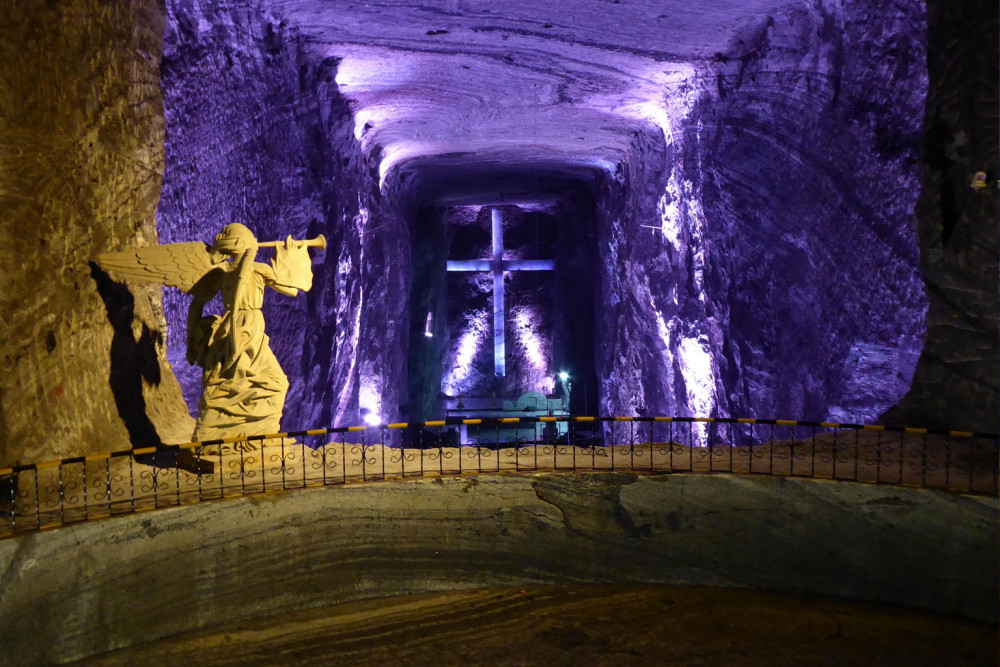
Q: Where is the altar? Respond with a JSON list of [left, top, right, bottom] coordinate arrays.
[[440, 391, 569, 445]]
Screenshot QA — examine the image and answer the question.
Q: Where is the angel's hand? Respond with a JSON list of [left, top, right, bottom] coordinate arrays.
[[285, 234, 298, 250]]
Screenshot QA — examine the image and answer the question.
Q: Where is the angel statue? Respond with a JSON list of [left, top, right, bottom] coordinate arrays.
[[97, 223, 325, 451]]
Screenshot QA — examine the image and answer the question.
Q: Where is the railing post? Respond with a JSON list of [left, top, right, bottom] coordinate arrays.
[[239, 446, 247, 496], [81, 459, 89, 522], [875, 431, 883, 485], [173, 449, 180, 506], [217, 445, 224, 498], [898, 431, 905, 486], [7, 470, 15, 534], [810, 424, 817, 477], [668, 421, 674, 472], [341, 431, 347, 484], [831, 428, 838, 480]]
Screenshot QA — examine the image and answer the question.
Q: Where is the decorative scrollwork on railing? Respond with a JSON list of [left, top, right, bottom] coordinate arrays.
[[426, 446, 455, 462], [654, 441, 675, 458], [311, 447, 340, 473], [15, 486, 35, 518], [923, 447, 942, 474], [350, 444, 377, 468], [270, 450, 297, 477], [710, 445, 728, 462], [860, 442, 880, 469], [92, 474, 125, 502], [498, 446, 518, 463], [42, 485, 59, 510], [774, 443, 792, 462], [790, 441, 808, 462], [538, 445, 570, 460], [817, 439, 836, 465], [44, 480, 80, 509], [229, 455, 261, 480], [388, 447, 415, 466], [138, 469, 170, 497], [64, 480, 80, 507], [879, 444, 895, 471], [835, 441, 852, 468], [185, 470, 209, 489]]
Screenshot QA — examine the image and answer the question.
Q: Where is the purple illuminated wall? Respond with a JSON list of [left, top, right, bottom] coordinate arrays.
[[596, 3, 927, 424], [157, 0, 932, 432], [158, 1, 409, 431]]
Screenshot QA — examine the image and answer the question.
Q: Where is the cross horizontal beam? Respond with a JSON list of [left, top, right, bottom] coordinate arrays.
[[446, 259, 555, 272]]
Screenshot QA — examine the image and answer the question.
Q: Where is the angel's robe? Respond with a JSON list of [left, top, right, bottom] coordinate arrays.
[[190, 244, 312, 445]]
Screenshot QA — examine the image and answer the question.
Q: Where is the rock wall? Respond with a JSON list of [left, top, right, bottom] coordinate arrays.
[[597, 131, 683, 418], [697, 1, 930, 423], [885, 0, 999, 432], [0, 1, 191, 467], [598, 0, 930, 429], [0, 0, 994, 468], [157, 0, 406, 432]]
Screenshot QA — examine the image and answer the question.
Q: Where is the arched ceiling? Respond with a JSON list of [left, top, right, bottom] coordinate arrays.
[[269, 0, 794, 204]]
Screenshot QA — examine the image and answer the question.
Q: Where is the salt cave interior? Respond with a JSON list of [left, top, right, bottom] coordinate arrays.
[[0, 0, 996, 465]]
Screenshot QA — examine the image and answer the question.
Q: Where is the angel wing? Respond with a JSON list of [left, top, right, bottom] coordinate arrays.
[[96, 242, 219, 293]]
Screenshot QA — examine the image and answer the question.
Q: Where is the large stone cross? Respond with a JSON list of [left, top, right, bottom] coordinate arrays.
[[447, 208, 554, 377]]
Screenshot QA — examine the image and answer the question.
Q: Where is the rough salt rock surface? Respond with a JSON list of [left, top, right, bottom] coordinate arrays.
[[156, 0, 940, 432], [885, 1, 999, 432], [157, 3, 390, 432], [1, 0, 996, 466], [0, 1, 193, 466]]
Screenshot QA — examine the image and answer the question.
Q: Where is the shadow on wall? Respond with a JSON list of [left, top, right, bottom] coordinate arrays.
[[89, 262, 163, 449]]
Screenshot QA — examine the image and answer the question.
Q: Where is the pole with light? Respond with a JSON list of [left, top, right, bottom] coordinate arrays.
[[558, 371, 571, 414]]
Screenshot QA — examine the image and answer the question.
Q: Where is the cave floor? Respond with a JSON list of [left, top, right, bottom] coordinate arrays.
[[78, 584, 997, 666]]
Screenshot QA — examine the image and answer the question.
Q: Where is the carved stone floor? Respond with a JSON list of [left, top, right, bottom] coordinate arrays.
[[77, 585, 998, 666]]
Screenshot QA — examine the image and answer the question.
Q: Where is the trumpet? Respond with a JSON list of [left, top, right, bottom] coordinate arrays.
[[258, 234, 327, 250]]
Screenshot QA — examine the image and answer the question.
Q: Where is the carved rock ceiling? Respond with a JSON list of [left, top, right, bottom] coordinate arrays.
[[270, 0, 791, 202]]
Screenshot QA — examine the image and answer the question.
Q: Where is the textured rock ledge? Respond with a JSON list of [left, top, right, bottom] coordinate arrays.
[[0, 0, 192, 466], [0, 472, 995, 663]]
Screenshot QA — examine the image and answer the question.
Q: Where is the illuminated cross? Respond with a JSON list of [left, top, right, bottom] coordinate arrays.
[[447, 208, 554, 377]]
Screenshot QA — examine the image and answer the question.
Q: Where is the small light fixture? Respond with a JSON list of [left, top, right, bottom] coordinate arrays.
[[423, 311, 434, 338], [558, 371, 569, 381]]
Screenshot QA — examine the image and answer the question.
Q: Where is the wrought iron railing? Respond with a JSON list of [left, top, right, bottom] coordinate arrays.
[[1, 416, 996, 539]]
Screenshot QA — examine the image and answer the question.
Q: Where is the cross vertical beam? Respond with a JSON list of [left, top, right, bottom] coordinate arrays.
[[491, 208, 505, 377]]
